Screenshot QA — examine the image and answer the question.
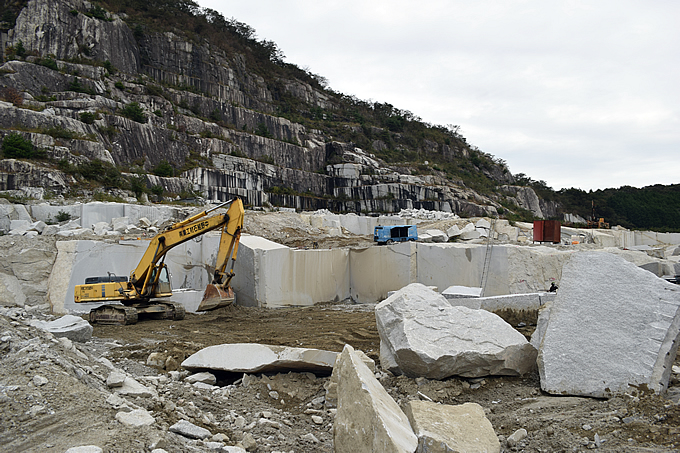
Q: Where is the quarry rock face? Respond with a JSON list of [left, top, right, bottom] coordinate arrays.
[[0, 0, 512, 217], [375, 283, 537, 378], [404, 400, 500, 453], [538, 251, 680, 397], [333, 344, 418, 453], [181, 343, 338, 374]]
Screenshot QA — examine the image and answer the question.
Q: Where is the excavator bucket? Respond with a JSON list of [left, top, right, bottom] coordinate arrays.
[[198, 283, 235, 311]]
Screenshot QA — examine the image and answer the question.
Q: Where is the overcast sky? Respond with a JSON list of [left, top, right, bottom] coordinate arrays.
[[196, 0, 679, 191]]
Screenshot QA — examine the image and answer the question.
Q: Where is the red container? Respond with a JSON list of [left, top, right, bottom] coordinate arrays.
[[533, 220, 561, 243]]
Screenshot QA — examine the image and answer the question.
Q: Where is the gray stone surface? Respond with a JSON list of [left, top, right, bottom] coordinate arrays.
[[425, 229, 448, 243], [446, 224, 461, 237], [106, 371, 126, 388], [185, 372, 216, 385], [530, 302, 552, 350], [115, 408, 155, 427], [64, 447, 103, 453], [325, 348, 375, 408], [30, 315, 92, 342], [115, 377, 157, 398], [538, 251, 680, 397], [333, 344, 418, 453], [0, 272, 26, 307], [169, 419, 212, 439], [441, 285, 482, 300], [404, 400, 500, 453], [376, 283, 537, 379], [182, 343, 337, 374]]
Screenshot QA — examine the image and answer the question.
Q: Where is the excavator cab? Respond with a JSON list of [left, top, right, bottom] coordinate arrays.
[[151, 264, 172, 297]]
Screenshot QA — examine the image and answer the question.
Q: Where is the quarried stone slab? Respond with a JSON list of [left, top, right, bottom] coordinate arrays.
[[31, 315, 92, 342], [538, 251, 680, 397], [181, 343, 337, 374]]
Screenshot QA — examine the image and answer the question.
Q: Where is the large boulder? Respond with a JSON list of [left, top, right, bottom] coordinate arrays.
[[333, 344, 418, 453], [538, 251, 680, 397], [376, 283, 536, 378], [404, 400, 500, 453], [181, 343, 337, 374]]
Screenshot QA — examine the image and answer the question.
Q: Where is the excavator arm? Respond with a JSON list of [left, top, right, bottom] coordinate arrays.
[[197, 199, 244, 310], [130, 199, 242, 297]]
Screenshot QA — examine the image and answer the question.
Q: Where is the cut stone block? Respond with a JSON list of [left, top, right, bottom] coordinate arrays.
[[181, 343, 338, 374], [446, 225, 461, 238], [31, 315, 93, 342], [333, 344, 418, 453], [475, 219, 491, 229], [92, 221, 111, 236], [442, 285, 482, 299], [29, 220, 46, 233], [538, 251, 680, 397], [112, 216, 130, 233], [530, 301, 552, 350], [404, 400, 500, 453], [9, 219, 30, 232], [376, 283, 537, 379], [41, 224, 60, 236]]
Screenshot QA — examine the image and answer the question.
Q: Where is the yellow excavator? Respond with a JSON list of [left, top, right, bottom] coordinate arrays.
[[74, 198, 244, 325]]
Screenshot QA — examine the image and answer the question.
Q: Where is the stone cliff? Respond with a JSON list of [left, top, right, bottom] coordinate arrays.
[[0, 0, 556, 218]]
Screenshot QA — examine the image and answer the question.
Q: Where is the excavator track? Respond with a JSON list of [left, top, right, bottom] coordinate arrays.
[[160, 301, 186, 320], [89, 305, 139, 325]]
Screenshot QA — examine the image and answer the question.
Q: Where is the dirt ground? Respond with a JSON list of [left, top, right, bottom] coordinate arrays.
[[5, 302, 680, 452], [94, 304, 680, 453]]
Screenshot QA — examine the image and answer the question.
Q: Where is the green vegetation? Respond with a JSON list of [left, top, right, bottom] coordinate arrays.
[[68, 78, 95, 95], [1, 133, 38, 158], [553, 185, 680, 232], [55, 210, 71, 222], [152, 160, 174, 177], [36, 57, 58, 71], [79, 111, 98, 124], [120, 102, 147, 123]]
